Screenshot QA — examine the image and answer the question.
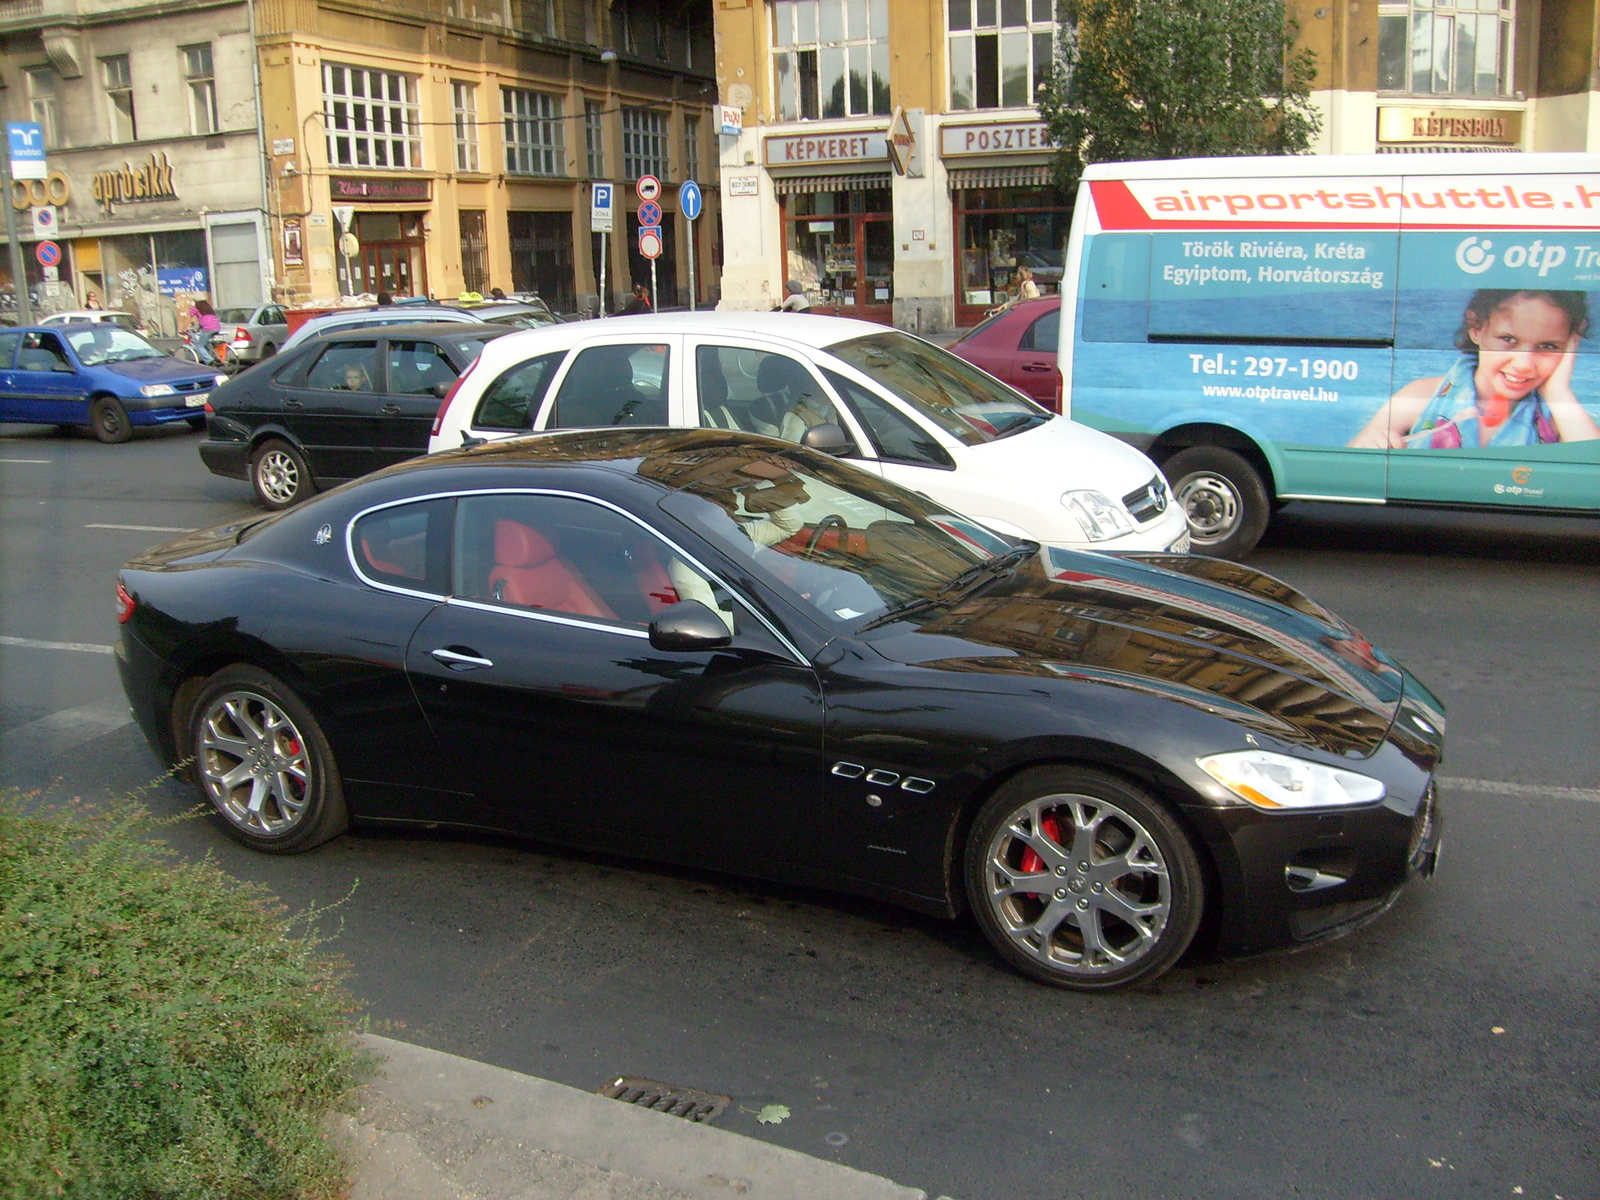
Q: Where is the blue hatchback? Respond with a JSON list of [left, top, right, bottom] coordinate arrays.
[[0, 324, 225, 443]]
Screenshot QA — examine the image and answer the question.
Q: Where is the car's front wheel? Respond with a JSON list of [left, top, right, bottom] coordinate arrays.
[[189, 665, 348, 854], [964, 766, 1205, 990], [1162, 446, 1270, 559], [250, 438, 315, 509], [90, 396, 132, 444]]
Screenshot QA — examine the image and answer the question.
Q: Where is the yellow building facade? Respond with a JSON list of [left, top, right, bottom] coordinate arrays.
[[258, 0, 719, 312]]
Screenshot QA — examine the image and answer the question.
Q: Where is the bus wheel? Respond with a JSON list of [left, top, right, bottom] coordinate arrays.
[[1163, 446, 1269, 559]]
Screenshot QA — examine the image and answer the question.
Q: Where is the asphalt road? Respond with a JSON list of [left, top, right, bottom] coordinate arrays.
[[3, 425, 1597, 1200]]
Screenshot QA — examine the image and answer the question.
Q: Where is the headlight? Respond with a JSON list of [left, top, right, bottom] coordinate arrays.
[[1060, 489, 1135, 541], [140, 383, 175, 397], [1196, 750, 1387, 810]]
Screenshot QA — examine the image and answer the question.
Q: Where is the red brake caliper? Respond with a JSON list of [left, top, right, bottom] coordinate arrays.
[[1020, 812, 1061, 895]]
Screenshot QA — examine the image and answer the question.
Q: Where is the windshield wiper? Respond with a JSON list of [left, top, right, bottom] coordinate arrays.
[[854, 595, 946, 633], [937, 541, 1039, 597], [989, 411, 1050, 439]]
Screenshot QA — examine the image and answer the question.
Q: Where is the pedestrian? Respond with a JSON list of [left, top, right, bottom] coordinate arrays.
[[85, 290, 103, 310], [623, 283, 652, 315], [489, 287, 507, 300], [187, 298, 222, 366], [776, 280, 811, 313], [376, 291, 394, 306], [1016, 266, 1041, 302]]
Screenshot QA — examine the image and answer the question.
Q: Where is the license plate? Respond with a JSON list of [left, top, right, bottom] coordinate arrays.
[[186, 392, 208, 407]]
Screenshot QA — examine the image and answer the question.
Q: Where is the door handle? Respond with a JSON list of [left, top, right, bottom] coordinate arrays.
[[1019, 362, 1053, 372], [431, 646, 494, 671], [378, 403, 402, 415], [283, 398, 304, 410]]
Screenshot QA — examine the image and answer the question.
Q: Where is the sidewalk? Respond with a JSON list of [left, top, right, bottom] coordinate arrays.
[[339, 1035, 956, 1200]]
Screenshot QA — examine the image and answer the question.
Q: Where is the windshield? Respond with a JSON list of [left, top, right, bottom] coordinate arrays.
[[654, 444, 1018, 628], [826, 331, 1049, 444], [63, 326, 165, 365], [484, 310, 558, 329]]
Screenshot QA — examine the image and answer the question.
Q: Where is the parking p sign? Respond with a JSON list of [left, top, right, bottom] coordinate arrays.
[[591, 182, 614, 233]]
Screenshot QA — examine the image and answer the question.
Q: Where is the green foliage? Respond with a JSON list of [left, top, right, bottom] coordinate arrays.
[[0, 792, 371, 1199], [1040, 0, 1321, 188]]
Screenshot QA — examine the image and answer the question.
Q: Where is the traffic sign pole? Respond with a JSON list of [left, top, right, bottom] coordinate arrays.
[[686, 214, 695, 312], [678, 180, 702, 313], [0, 135, 31, 325], [650, 255, 657, 315], [599, 229, 608, 317]]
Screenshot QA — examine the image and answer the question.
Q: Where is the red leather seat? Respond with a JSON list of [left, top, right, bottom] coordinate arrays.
[[487, 520, 617, 620]]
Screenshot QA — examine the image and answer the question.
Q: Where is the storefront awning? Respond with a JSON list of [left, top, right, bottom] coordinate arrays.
[[946, 164, 1055, 190], [772, 173, 892, 195]]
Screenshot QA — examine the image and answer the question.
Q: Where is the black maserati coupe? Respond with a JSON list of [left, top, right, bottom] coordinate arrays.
[[115, 428, 1443, 990]]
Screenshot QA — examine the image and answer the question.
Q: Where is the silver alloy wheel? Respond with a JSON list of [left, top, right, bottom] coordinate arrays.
[[255, 448, 301, 506], [981, 792, 1172, 978], [197, 689, 313, 836], [1173, 470, 1241, 546]]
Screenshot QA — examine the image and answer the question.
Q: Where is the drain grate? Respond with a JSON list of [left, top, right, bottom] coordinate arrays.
[[596, 1076, 731, 1123]]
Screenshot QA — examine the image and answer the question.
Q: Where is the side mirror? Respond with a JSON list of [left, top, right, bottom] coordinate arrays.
[[431, 381, 451, 399], [648, 599, 732, 652], [799, 422, 853, 456]]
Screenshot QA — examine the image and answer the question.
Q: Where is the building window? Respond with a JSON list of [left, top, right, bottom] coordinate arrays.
[[773, 0, 891, 121], [27, 68, 59, 148], [948, 0, 1056, 111], [102, 55, 137, 143], [1378, 0, 1513, 96], [621, 107, 668, 181], [460, 209, 488, 294], [183, 45, 218, 135], [585, 99, 605, 177], [453, 82, 480, 172], [544, 0, 558, 35], [684, 116, 700, 184], [323, 64, 421, 168], [504, 88, 564, 175]]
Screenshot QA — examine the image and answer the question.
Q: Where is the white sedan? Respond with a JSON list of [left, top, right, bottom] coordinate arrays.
[[427, 312, 1191, 553]]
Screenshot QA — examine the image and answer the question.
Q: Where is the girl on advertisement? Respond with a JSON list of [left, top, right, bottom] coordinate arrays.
[[1349, 289, 1600, 449]]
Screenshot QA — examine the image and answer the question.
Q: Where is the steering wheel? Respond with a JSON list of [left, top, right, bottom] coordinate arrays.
[[804, 513, 849, 556]]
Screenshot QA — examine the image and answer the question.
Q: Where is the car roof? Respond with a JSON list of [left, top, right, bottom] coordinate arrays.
[[39, 310, 135, 322], [306, 306, 478, 324], [311, 321, 512, 341]]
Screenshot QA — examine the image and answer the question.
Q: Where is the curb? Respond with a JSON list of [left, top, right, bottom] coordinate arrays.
[[345, 1034, 942, 1200]]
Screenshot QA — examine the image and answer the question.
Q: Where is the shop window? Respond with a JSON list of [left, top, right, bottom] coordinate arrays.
[[955, 187, 1069, 315], [323, 63, 421, 169], [585, 100, 606, 177], [622, 108, 668, 181], [773, 0, 891, 121], [508, 212, 575, 311], [781, 189, 893, 314], [459, 210, 487, 295], [27, 68, 60, 149], [504, 88, 564, 176], [102, 55, 136, 143], [183, 45, 218, 136], [949, 0, 1055, 111], [1377, 0, 1513, 95], [453, 82, 480, 172]]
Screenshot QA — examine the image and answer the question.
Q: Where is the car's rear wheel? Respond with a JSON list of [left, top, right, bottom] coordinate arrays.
[[964, 766, 1204, 990], [250, 438, 315, 509], [261, 342, 278, 359], [1162, 445, 1270, 559], [90, 396, 132, 444], [189, 665, 347, 854]]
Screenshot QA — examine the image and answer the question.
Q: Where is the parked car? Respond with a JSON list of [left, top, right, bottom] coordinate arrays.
[[40, 309, 149, 336], [198, 322, 512, 508], [0, 325, 224, 442], [428, 311, 1191, 554], [115, 427, 1444, 990], [215, 303, 291, 364], [447, 298, 566, 325], [949, 297, 1062, 411], [281, 302, 561, 353]]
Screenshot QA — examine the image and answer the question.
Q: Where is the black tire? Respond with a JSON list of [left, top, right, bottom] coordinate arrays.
[[964, 766, 1205, 991], [1162, 445, 1270, 559], [188, 665, 348, 854], [186, 415, 207, 431], [250, 438, 316, 509], [90, 396, 132, 444], [261, 342, 278, 359]]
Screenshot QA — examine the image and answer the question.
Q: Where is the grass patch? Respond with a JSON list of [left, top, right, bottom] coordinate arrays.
[[0, 789, 371, 1199]]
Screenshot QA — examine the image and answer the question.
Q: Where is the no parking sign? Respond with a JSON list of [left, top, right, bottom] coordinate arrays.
[[36, 240, 60, 268]]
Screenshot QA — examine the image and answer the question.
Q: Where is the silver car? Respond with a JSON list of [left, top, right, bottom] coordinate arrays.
[[215, 304, 291, 364]]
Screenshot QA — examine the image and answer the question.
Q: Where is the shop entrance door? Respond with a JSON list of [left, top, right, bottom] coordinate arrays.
[[781, 188, 894, 325]]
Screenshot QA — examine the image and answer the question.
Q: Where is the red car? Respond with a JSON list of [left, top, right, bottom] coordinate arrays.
[[948, 297, 1061, 412]]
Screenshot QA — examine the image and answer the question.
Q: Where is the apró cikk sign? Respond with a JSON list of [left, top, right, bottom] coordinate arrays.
[[92, 152, 177, 206]]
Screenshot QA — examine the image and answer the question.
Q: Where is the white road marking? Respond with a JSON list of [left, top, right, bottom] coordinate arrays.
[[85, 522, 190, 533], [0, 457, 51, 464], [1, 699, 133, 761], [0, 635, 116, 654], [1441, 777, 1600, 804]]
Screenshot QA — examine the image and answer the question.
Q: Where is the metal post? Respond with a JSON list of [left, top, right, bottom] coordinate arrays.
[[649, 254, 657, 314], [0, 140, 32, 326], [686, 214, 696, 312], [598, 229, 607, 317]]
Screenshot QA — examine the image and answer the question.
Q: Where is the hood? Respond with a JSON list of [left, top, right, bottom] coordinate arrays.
[[864, 550, 1406, 758], [969, 415, 1162, 496], [100, 356, 220, 388]]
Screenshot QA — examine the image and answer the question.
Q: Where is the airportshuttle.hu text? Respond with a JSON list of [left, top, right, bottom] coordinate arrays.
[[1152, 184, 1600, 216]]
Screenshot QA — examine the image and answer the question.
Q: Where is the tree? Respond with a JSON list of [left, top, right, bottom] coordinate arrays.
[[1039, 0, 1320, 188]]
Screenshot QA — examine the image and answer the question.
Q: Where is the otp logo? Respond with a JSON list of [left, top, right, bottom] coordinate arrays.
[[1511, 466, 1532, 485], [1456, 237, 1495, 274]]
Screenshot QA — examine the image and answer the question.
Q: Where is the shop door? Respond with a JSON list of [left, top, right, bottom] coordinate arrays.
[[812, 218, 893, 323]]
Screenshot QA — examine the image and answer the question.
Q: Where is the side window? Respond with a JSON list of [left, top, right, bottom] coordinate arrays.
[[305, 341, 379, 392], [351, 498, 453, 594], [18, 331, 70, 370], [473, 351, 566, 431], [0, 332, 22, 368], [386, 340, 458, 396], [695, 345, 845, 444], [454, 493, 731, 631], [1019, 308, 1060, 353], [266, 307, 286, 325], [822, 369, 955, 469], [548, 343, 669, 428]]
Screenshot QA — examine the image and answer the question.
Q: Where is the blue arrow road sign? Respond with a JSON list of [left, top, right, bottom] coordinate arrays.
[[679, 180, 702, 221], [637, 200, 662, 228]]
